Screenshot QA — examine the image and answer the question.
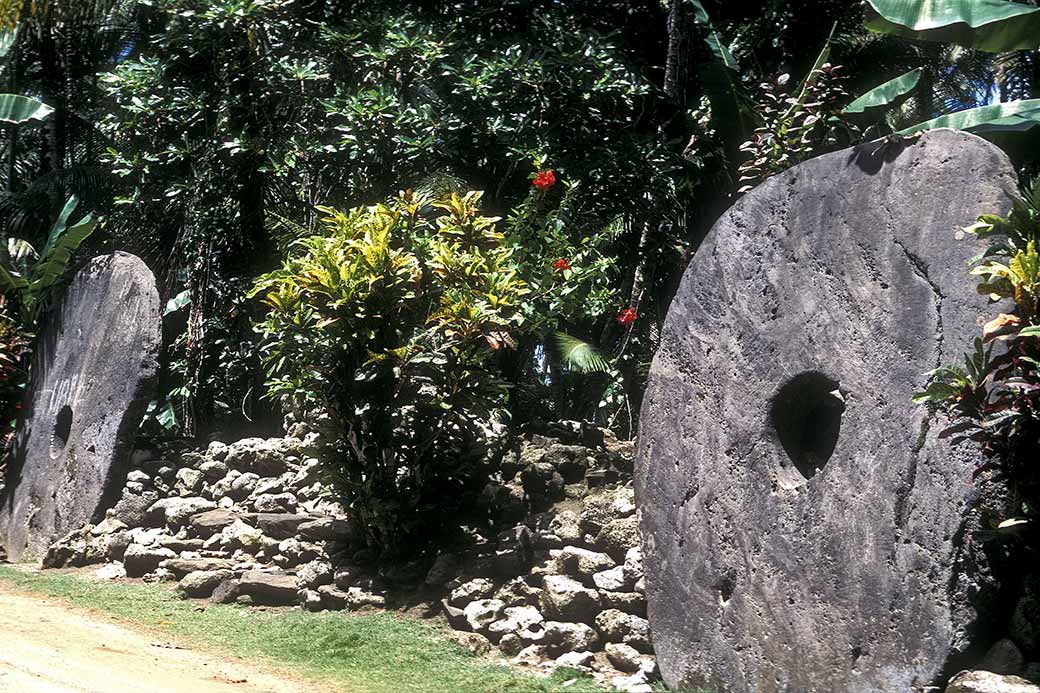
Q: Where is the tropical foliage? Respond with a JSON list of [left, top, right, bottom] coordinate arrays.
[[0, 299, 29, 460], [4, 0, 1040, 564], [915, 179, 1040, 534], [0, 195, 95, 465], [93, 0, 690, 437], [0, 195, 96, 323], [252, 190, 529, 559], [736, 60, 859, 193]]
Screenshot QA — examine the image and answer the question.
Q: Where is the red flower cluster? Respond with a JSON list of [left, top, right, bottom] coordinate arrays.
[[552, 258, 571, 272], [617, 307, 637, 326], [533, 170, 557, 191]]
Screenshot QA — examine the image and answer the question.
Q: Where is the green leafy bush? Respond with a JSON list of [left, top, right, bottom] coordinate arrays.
[[0, 302, 29, 462], [737, 62, 859, 193], [0, 196, 96, 464], [915, 180, 1040, 533], [252, 190, 528, 561], [95, 2, 685, 439]]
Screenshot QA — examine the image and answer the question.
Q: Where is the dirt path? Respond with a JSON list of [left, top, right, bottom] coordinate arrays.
[[0, 583, 328, 693]]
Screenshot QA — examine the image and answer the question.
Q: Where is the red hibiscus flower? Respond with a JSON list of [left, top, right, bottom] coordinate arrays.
[[617, 307, 637, 326], [533, 170, 557, 191], [552, 258, 571, 272]]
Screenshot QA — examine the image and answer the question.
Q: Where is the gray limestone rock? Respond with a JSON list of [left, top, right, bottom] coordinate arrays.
[[594, 517, 639, 561], [463, 598, 505, 633], [1012, 575, 1040, 658], [606, 642, 651, 674], [123, 543, 176, 577], [174, 468, 205, 497], [600, 590, 647, 617], [147, 497, 217, 529], [487, 605, 544, 642], [1, 253, 160, 561], [344, 586, 385, 609], [297, 559, 334, 589], [252, 492, 298, 514], [177, 569, 234, 598], [540, 574, 602, 623], [299, 588, 324, 612], [188, 509, 239, 537], [495, 577, 542, 607], [199, 460, 228, 480], [592, 565, 628, 592], [542, 620, 599, 652], [450, 578, 496, 607], [111, 490, 159, 528], [595, 609, 652, 652], [254, 513, 311, 540], [160, 557, 235, 578], [229, 473, 260, 501], [316, 584, 350, 610], [555, 651, 595, 670], [238, 570, 298, 605], [447, 631, 493, 657], [224, 438, 292, 477], [296, 516, 348, 544], [210, 578, 240, 604], [945, 671, 1040, 693], [635, 129, 1020, 692], [980, 639, 1027, 677], [559, 546, 616, 581]]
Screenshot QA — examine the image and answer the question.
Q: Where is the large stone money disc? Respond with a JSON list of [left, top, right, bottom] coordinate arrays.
[[2, 252, 160, 561], [635, 129, 1017, 692]]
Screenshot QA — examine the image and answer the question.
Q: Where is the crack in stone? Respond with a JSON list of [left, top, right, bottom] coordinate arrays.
[[892, 237, 945, 369], [889, 240, 940, 560]]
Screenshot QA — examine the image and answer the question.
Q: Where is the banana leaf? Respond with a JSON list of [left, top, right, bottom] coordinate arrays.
[[793, 23, 837, 110], [0, 24, 17, 59], [39, 195, 81, 260], [864, 0, 1040, 52], [843, 67, 923, 115], [29, 196, 97, 298], [688, 0, 757, 144], [6, 238, 36, 263], [164, 289, 191, 316], [898, 99, 1040, 136], [0, 93, 52, 125], [28, 214, 95, 295], [0, 263, 27, 292]]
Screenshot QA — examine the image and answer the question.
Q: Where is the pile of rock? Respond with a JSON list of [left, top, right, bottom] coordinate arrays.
[[43, 434, 374, 605], [43, 420, 657, 692], [436, 433, 656, 691]]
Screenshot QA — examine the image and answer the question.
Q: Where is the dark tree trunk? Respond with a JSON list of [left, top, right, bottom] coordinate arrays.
[[664, 0, 695, 111], [38, 31, 65, 177]]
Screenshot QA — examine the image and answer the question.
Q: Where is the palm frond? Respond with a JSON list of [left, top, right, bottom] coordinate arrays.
[[551, 331, 611, 374], [266, 210, 312, 250], [413, 172, 469, 199], [996, 50, 1039, 100]]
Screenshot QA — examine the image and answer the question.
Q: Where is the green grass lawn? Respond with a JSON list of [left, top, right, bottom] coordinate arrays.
[[0, 565, 607, 693]]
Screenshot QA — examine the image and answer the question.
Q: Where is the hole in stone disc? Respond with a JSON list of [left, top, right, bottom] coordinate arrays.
[[716, 576, 735, 606], [770, 372, 845, 482], [50, 404, 73, 458]]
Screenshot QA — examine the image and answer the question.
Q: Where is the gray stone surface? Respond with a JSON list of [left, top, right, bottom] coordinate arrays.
[[1, 253, 160, 562], [635, 130, 1020, 692], [238, 570, 298, 605], [945, 671, 1040, 693]]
